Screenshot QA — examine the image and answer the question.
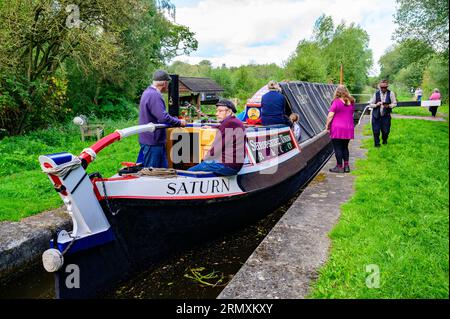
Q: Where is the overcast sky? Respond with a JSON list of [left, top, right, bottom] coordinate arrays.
[[169, 0, 398, 75]]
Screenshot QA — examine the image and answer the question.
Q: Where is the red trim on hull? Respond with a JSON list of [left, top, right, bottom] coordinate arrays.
[[91, 176, 139, 201], [91, 179, 103, 201], [94, 176, 140, 182], [98, 192, 245, 201]]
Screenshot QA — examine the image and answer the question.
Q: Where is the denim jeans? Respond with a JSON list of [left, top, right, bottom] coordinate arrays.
[[138, 144, 168, 168], [188, 160, 239, 176]]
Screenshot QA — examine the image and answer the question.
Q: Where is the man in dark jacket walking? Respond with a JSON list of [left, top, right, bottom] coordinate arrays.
[[368, 80, 397, 147]]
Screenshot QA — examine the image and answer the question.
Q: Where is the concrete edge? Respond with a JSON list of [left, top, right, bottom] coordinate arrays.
[[0, 207, 71, 283]]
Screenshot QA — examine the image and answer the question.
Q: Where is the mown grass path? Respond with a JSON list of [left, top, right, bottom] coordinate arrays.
[[310, 117, 449, 298]]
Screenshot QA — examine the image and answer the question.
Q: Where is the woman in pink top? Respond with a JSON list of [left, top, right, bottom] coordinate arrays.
[[325, 85, 355, 173], [428, 88, 441, 117]]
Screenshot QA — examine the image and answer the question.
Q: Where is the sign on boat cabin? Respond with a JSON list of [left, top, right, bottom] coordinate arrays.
[[247, 128, 296, 164], [165, 125, 299, 171]]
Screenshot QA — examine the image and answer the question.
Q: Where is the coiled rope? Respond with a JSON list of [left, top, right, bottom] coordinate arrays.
[[41, 157, 82, 177], [138, 167, 178, 178], [41, 148, 96, 177]]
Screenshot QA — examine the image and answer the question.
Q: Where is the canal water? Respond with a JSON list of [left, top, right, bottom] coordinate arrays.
[[0, 189, 303, 299]]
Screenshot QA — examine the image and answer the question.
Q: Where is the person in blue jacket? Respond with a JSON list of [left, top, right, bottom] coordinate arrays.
[[261, 80, 290, 126]]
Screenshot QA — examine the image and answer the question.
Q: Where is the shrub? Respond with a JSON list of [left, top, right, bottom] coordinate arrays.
[[0, 71, 69, 135], [422, 55, 449, 102]]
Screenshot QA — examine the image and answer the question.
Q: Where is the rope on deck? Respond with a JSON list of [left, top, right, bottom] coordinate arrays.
[[138, 167, 178, 178]]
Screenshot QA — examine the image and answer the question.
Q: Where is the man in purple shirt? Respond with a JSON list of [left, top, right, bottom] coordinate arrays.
[[138, 70, 186, 168], [188, 99, 246, 176]]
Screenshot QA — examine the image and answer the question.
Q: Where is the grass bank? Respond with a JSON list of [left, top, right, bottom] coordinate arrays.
[[0, 119, 139, 221], [310, 118, 449, 298], [393, 104, 449, 117]]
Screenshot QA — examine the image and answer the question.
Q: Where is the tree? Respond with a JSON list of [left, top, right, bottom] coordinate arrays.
[[210, 67, 233, 97], [313, 14, 334, 48], [286, 16, 373, 94], [390, 0, 448, 100], [379, 39, 434, 81], [233, 67, 255, 100], [322, 22, 372, 93], [66, 0, 197, 119], [394, 61, 427, 90], [167, 61, 201, 77], [166, 60, 284, 100], [378, 46, 404, 81], [1, 0, 129, 134], [284, 41, 328, 83], [198, 60, 212, 76], [421, 55, 449, 101], [0, 0, 197, 135], [394, 0, 449, 54]]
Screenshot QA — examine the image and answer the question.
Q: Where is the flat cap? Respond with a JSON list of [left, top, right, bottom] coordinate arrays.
[[153, 70, 172, 81], [216, 99, 237, 113]]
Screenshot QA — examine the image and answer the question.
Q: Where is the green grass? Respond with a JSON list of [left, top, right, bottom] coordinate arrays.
[[309, 118, 449, 298], [393, 106, 434, 116], [393, 104, 449, 117], [396, 93, 415, 102], [0, 119, 140, 221], [439, 105, 449, 116]]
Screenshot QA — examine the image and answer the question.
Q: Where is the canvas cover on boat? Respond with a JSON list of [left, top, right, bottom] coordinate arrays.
[[280, 82, 337, 142], [246, 85, 270, 106]]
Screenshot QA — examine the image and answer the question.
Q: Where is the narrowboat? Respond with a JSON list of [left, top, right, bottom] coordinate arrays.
[[39, 81, 337, 298]]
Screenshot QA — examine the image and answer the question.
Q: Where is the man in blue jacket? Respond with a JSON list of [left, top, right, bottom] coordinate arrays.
[[138, 70, 186, 168]]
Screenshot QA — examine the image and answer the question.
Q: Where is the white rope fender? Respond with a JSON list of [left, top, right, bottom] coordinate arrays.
[[42, 157, 82, 177], [82, 147, 97, 162]]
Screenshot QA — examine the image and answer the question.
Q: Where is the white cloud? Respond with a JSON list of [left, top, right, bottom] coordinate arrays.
[[171, 0, 397, 75]]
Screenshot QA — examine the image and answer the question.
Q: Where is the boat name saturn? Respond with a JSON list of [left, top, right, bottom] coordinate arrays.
[[167, 179, 231, 195]]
